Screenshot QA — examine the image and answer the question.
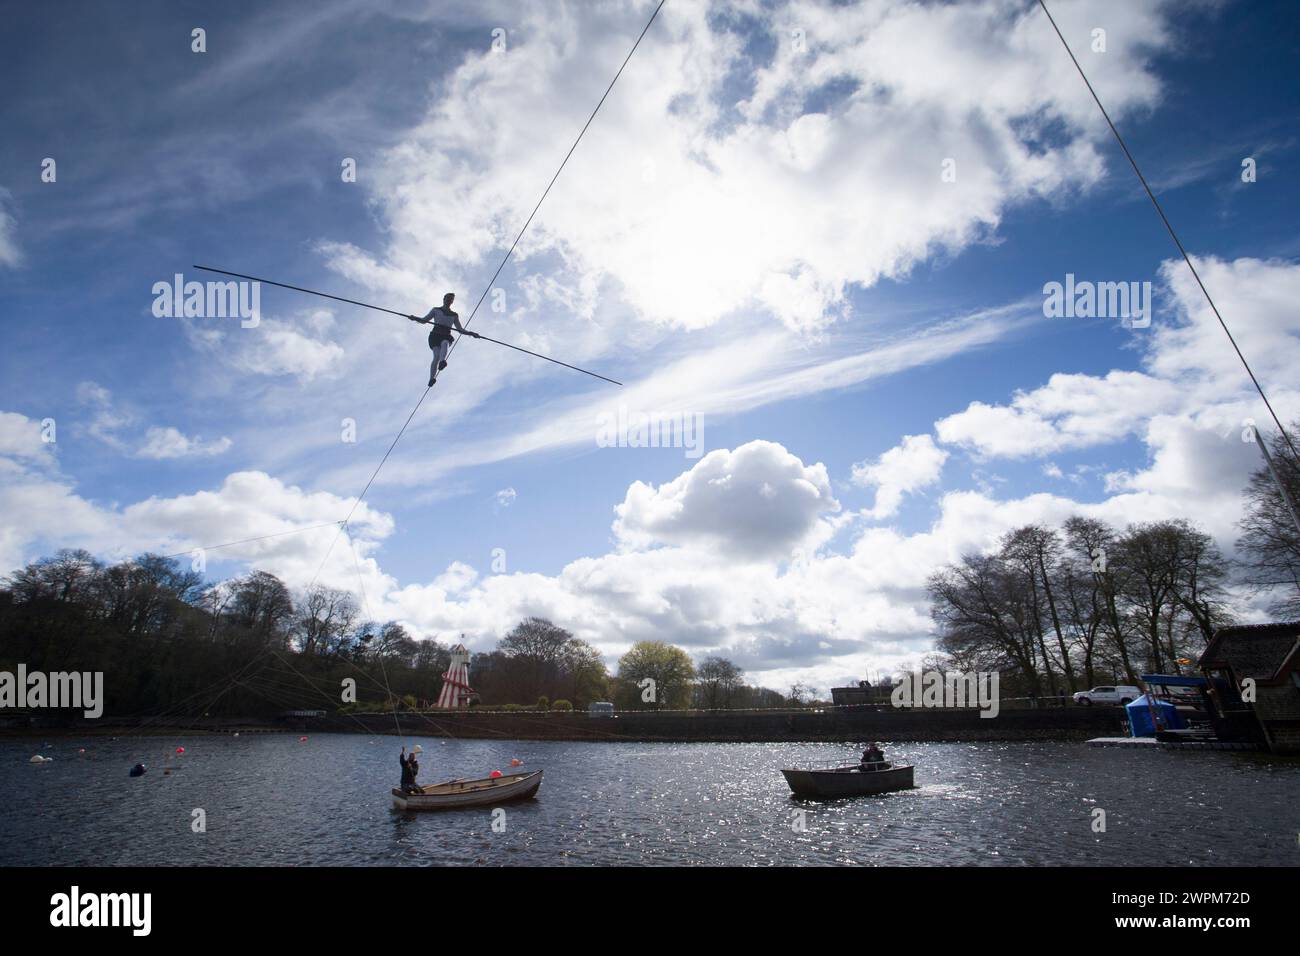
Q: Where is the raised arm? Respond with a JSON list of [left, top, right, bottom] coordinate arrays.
[[449, 312, 479, 337]]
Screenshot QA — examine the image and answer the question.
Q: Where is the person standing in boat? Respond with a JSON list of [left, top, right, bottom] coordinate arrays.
[[399, 745, 423, 793], [409, 293, 478, 386], [399, 747, 414, 792]]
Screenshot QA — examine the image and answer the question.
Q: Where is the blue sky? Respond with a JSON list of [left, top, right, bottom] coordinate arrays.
[[2, 0, 1299, 690]]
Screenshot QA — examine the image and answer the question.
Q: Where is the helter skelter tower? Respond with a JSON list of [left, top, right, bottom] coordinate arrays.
[[436, 642, 474, 709]]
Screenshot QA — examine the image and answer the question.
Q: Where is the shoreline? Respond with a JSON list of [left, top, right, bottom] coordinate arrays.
[[2, 705, 1124, 743]]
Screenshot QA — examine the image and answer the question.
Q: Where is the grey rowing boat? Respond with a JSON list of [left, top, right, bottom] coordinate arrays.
[[781, 763, 915, 798]]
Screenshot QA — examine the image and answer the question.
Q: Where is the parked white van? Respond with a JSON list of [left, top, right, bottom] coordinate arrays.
[[1072, 685, 1142, 706], [587, 701, 615, 717]]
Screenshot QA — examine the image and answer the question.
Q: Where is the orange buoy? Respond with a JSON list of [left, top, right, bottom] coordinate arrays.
[[510, 758, 522, 767]]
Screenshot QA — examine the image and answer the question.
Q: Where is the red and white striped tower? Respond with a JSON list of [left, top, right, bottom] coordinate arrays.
[[436, 642, 474, 709]]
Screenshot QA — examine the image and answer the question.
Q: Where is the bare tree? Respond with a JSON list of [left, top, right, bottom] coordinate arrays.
[[1115, 521, 1227, 674], [1170, 521, 1232, 647], [786, 681, 812, 706], [5, 548, 102, 603], [560, 638, 608, 707], [1238, 422, 1300, 617], [1064, 517, 1140, 683], [499, 617, 575, 701], [1001, 526, 1075, 693], [293, 585, 358, 657], [214, 571, 294, 646], [928, 553, 1042, 690], [696, 656, 745, 709], [368, 621, 418, 664]]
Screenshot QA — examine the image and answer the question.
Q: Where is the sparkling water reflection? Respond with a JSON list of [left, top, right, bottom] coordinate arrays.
[[1, 735, 1295, 866]]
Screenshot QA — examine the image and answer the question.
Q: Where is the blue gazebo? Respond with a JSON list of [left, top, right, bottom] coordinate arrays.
[[1125, 693, 1187, 737]]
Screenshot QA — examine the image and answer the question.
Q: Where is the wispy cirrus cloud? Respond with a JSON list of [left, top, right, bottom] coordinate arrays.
[[0, 187, 20, 268], [75, 382, 233, 461]]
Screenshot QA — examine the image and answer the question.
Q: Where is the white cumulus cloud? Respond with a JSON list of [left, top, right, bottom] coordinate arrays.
[[613, 439, 838, 560], [851, 434, 949, 518]]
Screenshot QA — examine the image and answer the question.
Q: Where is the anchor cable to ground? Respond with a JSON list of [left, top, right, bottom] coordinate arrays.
[[1037, 0, 1299, 463], [121, 4, 668, 732]]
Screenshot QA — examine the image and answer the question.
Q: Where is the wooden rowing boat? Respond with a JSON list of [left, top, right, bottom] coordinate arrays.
[[781, 763, 914, 798], [391, 770, 543, 811]]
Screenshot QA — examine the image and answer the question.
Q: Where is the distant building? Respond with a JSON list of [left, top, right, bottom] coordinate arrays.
[[1198, 621, 1300, 754], [831, 680, 894, 707]]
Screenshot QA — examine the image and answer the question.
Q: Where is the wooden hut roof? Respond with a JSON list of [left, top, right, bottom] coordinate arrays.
[[1199, 622, 1300, 683]]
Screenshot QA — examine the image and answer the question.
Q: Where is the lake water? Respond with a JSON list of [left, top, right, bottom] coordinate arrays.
[[2, 734, 1296, 866]]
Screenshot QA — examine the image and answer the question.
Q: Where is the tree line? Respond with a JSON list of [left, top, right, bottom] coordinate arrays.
[[0, 550, 454, 721], [0, 556, 789, 719], [3, 427, 1295, 717], [468, 618, 788, 710], [926, 428, 1300, 693], [927, 517, 1230, 694]]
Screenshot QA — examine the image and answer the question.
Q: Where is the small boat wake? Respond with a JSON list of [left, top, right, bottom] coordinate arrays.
[[901, 781, 968, 799]]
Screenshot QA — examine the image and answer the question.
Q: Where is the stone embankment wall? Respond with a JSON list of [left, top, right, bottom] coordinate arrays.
[[328, 705, 1124, 742]]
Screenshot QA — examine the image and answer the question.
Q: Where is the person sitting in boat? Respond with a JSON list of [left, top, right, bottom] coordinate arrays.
[[860, 742, 886, 771], [409, 293, 479, 386], [399, 745, 423, 793]]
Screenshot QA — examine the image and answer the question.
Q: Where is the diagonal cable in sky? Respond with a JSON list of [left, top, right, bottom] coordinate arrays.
[[305, 0, 667, 592], [1038, 0, 1299, 463]]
